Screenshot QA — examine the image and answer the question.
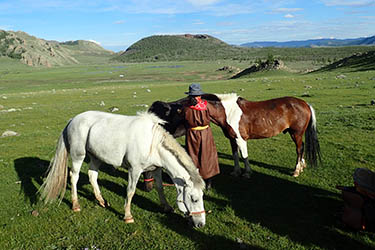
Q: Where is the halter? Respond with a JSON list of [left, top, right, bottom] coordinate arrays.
[[176, 186, 205, 217], [189, 210, 206, 217]]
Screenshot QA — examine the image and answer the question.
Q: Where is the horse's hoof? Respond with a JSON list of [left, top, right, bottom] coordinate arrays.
[[230, 171, 241, 177], [99, 199, 110, 208], [242, 172, 252, 179], [72, 206, 81, 212], [124, 216, 134, 224], [292, 172, 300, 177]]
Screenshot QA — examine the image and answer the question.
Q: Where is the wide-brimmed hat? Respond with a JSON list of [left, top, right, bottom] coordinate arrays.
[[185, 83, 205, 96]]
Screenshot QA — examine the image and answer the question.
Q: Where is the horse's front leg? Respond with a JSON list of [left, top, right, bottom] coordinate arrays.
[[238, 138, 252, 178], [124, 167, 142, 223], [143, 171, 154, 192], [229, 138, 241, 177], [153, 168, 173, 213]]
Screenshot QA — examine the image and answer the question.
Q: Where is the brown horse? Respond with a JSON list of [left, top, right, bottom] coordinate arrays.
[[217, 94, 321, 177], [144, 94, 321, 190]]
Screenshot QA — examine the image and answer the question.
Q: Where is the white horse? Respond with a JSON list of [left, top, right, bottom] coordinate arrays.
[[39, 111, 206, 227]]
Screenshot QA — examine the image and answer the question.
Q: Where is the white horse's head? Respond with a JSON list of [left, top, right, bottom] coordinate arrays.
[[176, 183, 205, 228]]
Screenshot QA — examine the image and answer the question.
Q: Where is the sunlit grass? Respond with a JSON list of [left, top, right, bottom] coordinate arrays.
[[0, 61, 374, 249]]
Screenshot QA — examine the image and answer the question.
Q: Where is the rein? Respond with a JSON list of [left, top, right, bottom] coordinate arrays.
[[144, 178, 154, 182]]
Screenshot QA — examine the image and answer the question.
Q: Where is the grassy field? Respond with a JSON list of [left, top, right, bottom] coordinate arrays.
[[1, 59, 375, 249]]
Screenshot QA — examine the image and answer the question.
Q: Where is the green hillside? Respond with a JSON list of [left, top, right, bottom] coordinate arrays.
[[113, 34, 243, 62], [314, 50, 375, 72], [113, 34, 375, 71], [0, 30, 113, 67]]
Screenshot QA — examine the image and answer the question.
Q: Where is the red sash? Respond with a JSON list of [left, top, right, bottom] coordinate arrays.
[[190, 99, 207, 111]]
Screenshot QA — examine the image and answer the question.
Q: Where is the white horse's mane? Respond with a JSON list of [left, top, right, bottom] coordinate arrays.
[[136, 111, 166, 126], [150, 123, 205, 190]]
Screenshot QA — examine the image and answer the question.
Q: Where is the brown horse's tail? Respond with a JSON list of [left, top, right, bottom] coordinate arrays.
[[305, 105, 322, 167], [39, 124, 70, 204]]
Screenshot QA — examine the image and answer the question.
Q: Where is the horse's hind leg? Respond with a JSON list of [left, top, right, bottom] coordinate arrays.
[[70, 154, 85, 212], [290, 132, 305, 177], [88, 157, 109, 208]]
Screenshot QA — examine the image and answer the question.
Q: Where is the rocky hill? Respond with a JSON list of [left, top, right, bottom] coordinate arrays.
[[113, 34, 243, 62], [0, 30, 114, 67], [230, 59, 287, 79]]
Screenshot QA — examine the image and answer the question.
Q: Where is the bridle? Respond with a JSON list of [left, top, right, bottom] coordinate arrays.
[[177, 199, 205, 217], [176, 186, 205, 217]]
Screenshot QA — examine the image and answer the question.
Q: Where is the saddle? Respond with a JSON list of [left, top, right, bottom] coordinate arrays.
[[337, 168, 375, 231]]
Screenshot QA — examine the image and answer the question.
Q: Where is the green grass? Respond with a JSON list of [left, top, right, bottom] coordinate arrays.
[[1, 60, 375, 249]]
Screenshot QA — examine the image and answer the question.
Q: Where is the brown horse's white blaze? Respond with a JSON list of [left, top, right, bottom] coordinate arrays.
[[216, 94, 321, 177]]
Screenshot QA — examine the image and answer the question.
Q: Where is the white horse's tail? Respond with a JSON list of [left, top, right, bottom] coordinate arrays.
[[153, 124, 205, 190], [39, 126, 69, 204]]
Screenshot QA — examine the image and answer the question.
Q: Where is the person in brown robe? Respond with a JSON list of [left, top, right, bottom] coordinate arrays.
[[182, 83, 219, 189]]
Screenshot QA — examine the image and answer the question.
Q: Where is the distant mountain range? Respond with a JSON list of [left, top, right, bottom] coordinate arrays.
[[241, 35, 375, 48]]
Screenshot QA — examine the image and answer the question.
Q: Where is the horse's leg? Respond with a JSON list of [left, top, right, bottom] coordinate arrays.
[[229, 138, 242, 177], [88, 158, 109, 208], [70, 154, 85, 212], [153, 168, 173, 213], [290, 132, 305, 177], [143, 171, 154, 192], [237, 138, 252, 178], [242, 157, 252, 178], [124, 167, 142, 223]]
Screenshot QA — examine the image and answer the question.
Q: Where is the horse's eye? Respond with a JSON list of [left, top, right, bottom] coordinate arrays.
[[191, 196, 198, 203]]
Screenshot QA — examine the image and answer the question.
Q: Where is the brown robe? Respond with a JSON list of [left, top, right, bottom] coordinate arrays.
[[183, 102, 220, 180]]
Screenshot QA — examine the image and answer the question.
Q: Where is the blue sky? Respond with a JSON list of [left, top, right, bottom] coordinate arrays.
[[1, 0, 374, 51]]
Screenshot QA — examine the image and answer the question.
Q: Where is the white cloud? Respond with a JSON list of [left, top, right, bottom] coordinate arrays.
[[186, 0, 221, 6], [284, 13, 294, 18], [273, 7, 303, 13], [114, 20, 125, 24], [89, 39, 101, 45], [321, 0, 375, 7], [0, 25, 13, 30], [193, 20, 205, 25]]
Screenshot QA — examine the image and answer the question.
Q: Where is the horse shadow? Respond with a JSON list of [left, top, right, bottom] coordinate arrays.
[[13, 157, 164, 217], [217, 152, 293, 176], [13, 157, 50, 205], [208, 162, 373, 250]]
